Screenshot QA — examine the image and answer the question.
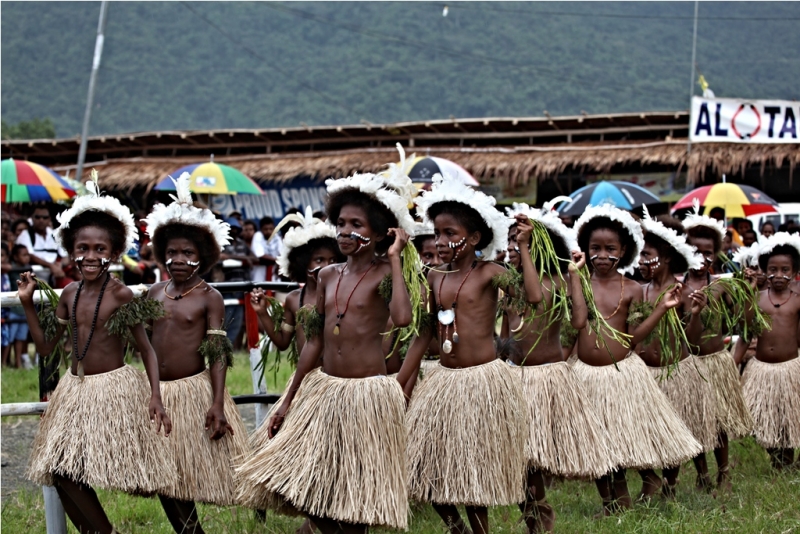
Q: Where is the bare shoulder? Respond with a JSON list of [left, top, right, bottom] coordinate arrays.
[[284, 289, 301, 312], [317, 263, 340, 284], [57, 281, 79, 304], [148, 280, 168, 297], [201, 283, 224, 304], [110, 279, 134, 304], [479, 260, 506, 278], [623, 277, 643, 299]]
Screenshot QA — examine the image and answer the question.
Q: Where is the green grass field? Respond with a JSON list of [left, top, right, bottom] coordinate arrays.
[[2, 351, 799, 533]]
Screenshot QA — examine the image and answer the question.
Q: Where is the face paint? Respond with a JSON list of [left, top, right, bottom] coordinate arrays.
[[100, 258, 110, 265], [768, 274, 792, 281], [589, 254, 620, 269], [337, 232, 371, 253], [74, 256, 85, 263], [448, 236, 467, 261], [165, 258, 174, 266], [186, 260, 200, 267], [307, 266, 323, 276]]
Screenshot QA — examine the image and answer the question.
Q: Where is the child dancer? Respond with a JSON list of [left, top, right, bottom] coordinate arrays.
[[20, 174, 174, 534], [502, 202, 614, 532], [401, 174, 542, 534], [236, 155, 418, 533], [142, 173, 250, 533], [743, 232, 800, 469], [683, 205, 754, 490], [570, 204, 701, 516], [635, 211, 716, 498]]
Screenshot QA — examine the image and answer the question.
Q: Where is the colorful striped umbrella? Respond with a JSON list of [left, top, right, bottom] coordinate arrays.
[[555, 180, 660, 217], [155, 162, 263, 195], [671, 183, 778, 218], [1, 159, 77, 203]]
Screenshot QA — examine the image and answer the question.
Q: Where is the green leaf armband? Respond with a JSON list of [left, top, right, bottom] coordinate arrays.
[[296, 306, 324, 339], [200, 329, 234, 368]]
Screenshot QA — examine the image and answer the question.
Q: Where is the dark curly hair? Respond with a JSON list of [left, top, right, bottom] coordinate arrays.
[[427, 201, 492, 252], [412, 233, 435, 255], [643, 216, 689, 274], [577, 216, 637, 271], [686, 225, 722, 255], [151, 223, 220, 275], [60, 211, 127, 256], [758, 244, 800, 272], [286, 237, 344, 282], [326, 188, 399, 254]]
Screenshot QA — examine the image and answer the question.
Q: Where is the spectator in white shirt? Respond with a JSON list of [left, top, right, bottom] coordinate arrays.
[[15, 206, 65, 280]]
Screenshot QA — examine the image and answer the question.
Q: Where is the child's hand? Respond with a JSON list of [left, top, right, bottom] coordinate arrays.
[[16, 272, 37, 303], [662, 284, 683, 310], [515, 215, 533, 247], [267, 402, 289, 439], [743, 267, 758, 288], [250, 288, 268, 314], [149, 396, 172, 437], [205, 404, 234, 440], [569, 251, 586, 272], [387, 228, 410, 258], [689, 289, 707, 315]]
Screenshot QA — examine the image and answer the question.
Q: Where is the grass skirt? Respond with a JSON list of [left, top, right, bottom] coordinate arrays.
[[571, 354, 702, 470], [406, 358, 526, 507], [694, 349, 753, 440], [648, 357, 717, 452], [236, 369, 408, 529], [741, 355, 800, 448], [419, 359, 440, 380], [27, 365, 176, 493], [516, 362, 615, 479], [158, 370, 250, 505], [250, 371, 296, 451]]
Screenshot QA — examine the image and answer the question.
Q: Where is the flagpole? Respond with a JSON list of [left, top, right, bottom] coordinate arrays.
[[687, 0, 699, 157]]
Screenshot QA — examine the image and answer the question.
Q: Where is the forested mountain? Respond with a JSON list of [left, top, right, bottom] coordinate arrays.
[[2, 1, 798, 138]]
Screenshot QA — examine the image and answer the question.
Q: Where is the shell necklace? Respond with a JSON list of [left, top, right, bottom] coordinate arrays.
[[436, 260, 477, 354]]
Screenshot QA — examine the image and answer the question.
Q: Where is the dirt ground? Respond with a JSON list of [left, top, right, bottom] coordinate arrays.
[[0, 404, 259, 501]]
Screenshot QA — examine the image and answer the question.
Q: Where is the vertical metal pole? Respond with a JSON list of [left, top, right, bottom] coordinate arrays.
[[76, 1, 109, 181], [687, 0, 699, 157], [43, 486, 67, 534]]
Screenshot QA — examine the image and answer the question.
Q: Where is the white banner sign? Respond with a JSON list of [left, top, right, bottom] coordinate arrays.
[[690, 96, 799, 144]]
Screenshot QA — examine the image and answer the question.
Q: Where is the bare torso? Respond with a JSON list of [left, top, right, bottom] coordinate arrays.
[[755, 289, 800, 363], [577, 274, 640, 366], [505, 275, 565, 366]]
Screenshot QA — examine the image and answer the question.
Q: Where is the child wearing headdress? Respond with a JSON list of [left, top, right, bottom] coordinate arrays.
[[143, 173, 250, 533], [742, 232, 800, 469], [501, 201, 614, 532], [682, 204, 755, 490], [19, 172, 174, 534], [401, 174, 542, 534], [236, 145, 419, 532], [570, 204, 701, 516], [635, 210, 717, 499]]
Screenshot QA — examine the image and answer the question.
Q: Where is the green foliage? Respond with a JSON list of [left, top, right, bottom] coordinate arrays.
[[2, 3, 798, 137], [199, 331, 234, 369], [1, 118, 56, 140]]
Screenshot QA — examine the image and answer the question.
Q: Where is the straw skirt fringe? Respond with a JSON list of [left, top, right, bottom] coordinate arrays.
[[571, 354, 703, 470], [694, 349, 753, 440], [516, 362, 615, 479], [406, 358, 526, 507], [250, 371, 296, 451], [648, 357, 717, 452], [158, 370, 249, 505], [27, 365, 176, 493], [741, 355, 800, 448], [236, 369, 408, 529]]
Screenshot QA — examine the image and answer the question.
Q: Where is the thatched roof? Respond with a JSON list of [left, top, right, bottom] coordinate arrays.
[[49, 140, 799, 192]]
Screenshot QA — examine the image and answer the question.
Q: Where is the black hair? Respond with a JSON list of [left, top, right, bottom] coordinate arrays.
[[11, 244, 28, 260], [243, 219, 258, 231], [285, 207, 301, 216], [327, 188, 399, 254], [312, 210, 326, 220], [427, 201, 493, 251], [645, 215, 689, 274], [259, 216, 274, 228], [760, 221, 775, 232], [759, 244, 800, 272], [686, 225, 722, 254], [743, 229, 758, 239], [11, 218, 29, 233], [412, 233, 435, 255], [1, 242, 9, 255], [61, 211, 127, 256], [286, 237, 344, 282], [577, 216, 637, 271], [151, 223, 220, 275]]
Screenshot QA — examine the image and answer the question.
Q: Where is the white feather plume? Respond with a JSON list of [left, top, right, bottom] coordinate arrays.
[[640, 204, 704, 271], [277, 206, 338, 278], [573, 203, 645, 275]]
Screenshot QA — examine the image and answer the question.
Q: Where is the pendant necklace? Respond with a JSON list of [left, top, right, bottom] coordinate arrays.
[[164, 278, 206, 300], [602, 273, 625, 320], [768, 288, 792, 308], [71, 273, 111, 381], [333, 260, 376, 335], [437, 260, 478, 354]]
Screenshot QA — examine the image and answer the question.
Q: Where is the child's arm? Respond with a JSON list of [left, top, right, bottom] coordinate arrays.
[[732, 335, 750, 366], [387, 228, 412, 328], [129, 319, 171, 436], [629, 284, 682, 345], [397, 330, 434, 401], [205, 291, 235, 440], [567, 252, 588, 329], [16, 272, 67, 357], [514, 216, 543, 305], [684, 288, 707, 347], [251, 288, 294, 350]]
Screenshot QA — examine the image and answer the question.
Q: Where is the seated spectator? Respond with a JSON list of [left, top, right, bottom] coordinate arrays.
[[15, 206, 66, 285]]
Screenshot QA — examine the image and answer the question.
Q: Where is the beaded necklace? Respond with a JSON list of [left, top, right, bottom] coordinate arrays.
[[71, 273, 111, 380]]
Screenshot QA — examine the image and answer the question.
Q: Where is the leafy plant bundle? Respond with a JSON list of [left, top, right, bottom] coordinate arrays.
[[701, 272, 771, 342]]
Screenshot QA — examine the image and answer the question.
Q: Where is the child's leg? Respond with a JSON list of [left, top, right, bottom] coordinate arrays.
[[780, 448, 795, 468], [464, 506, 489, 534], [767, 448, 785, 470], [593, 475, 615, 517], [636, 469, 661, 502], [662, 466, 680, 499], [713, 432, 731, 490], [297, 518, 318, 534], [692, 453, 712, 491], [433, 504, 472, 534], [14, 339, 27, 368], [53, 474, 114, 534], [519, 469, 554, 533], [611, 469, 632, 509], [307, 516, 366, 534], [158, 495, 204, 534], [2, 344, 10, 366]]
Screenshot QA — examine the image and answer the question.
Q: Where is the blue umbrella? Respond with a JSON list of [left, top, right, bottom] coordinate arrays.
[[555, 181, 660, 217]]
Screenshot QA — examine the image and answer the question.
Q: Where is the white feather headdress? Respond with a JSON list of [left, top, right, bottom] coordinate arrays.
[[505, 197, 579, 254], [413, 220, 435, 238], [573, 203, 645, 274], [142, 172, 231, 251], [415, 173, 510, 259], [682, 198, 726, 242], [277, 206, 337, 278], [640, 205, 703, 271], [325, 143, 417, 235], [732, 244, 759, 268], [755, 232, 800, 264], [53, 169, 137, 254]]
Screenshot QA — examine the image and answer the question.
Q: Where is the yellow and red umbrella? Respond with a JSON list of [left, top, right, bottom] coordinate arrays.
[[1, 159, 76, 203], [671, 183, 778, 218]]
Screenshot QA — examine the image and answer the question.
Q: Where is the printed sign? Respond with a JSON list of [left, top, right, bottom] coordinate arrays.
[[690, 96, 799, 144], [211, 176, 327, 221]]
